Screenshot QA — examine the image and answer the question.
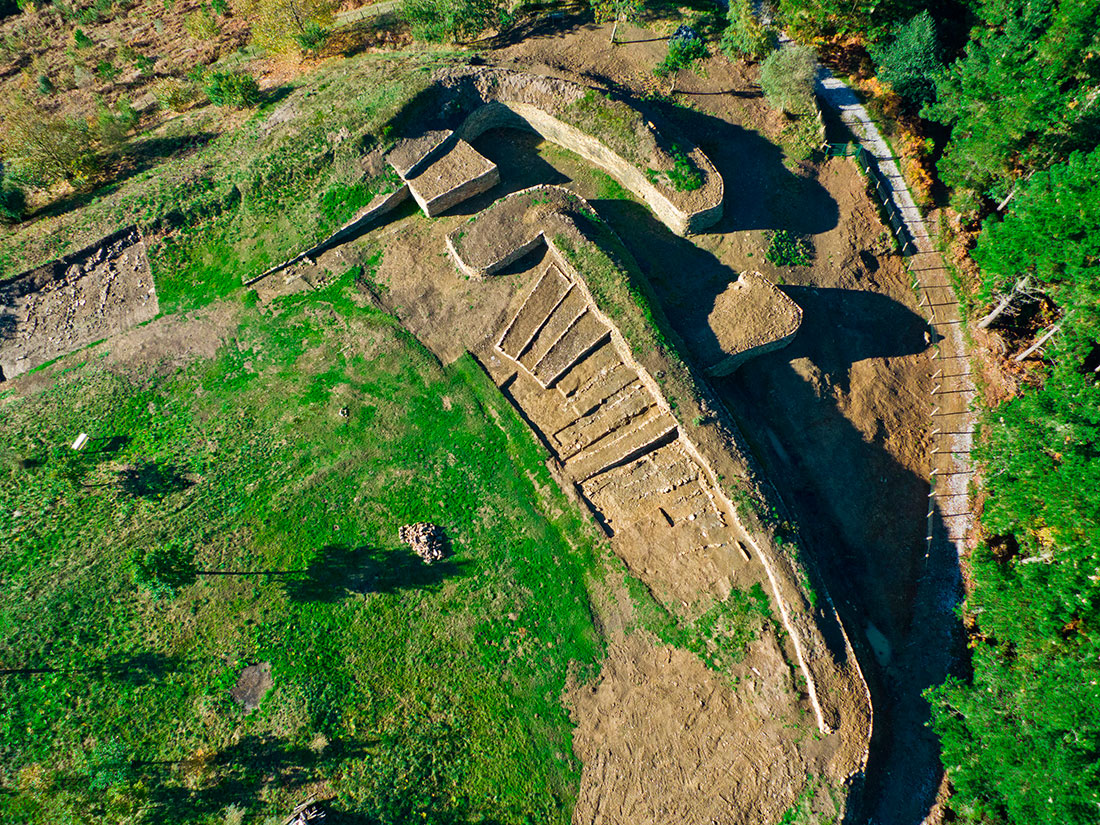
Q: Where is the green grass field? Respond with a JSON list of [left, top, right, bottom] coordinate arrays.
[[0, 274, 609, 824]]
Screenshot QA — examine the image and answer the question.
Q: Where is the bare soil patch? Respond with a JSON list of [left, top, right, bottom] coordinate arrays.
[[0, 226, 158, 380]]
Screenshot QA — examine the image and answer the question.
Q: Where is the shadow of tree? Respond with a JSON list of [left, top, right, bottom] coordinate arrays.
[[145, 734, 370, 822], [284, 544, 469, 603], [117, 459, 193, 499]]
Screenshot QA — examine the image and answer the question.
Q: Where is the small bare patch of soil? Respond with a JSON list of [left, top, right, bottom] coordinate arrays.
[[230, 661, 273, 712]]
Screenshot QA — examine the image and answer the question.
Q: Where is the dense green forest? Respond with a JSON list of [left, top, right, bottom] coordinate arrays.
[[775, 0, 1100, 821]]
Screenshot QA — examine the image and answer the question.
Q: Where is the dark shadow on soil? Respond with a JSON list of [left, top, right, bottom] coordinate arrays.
[[455, 129, 572, 216], [284, 543, 468, 603], [719, 312, 962, 825]]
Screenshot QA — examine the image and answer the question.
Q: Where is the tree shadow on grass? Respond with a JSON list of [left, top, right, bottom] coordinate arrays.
[[145, 734, 370, 823], [117, 459, 193, 500], [284, 543, 469, 603]]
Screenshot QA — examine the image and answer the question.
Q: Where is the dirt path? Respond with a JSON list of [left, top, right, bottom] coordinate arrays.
[[814, 67, 974, 825]]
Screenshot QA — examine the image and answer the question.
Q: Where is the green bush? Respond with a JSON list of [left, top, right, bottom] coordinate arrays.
[[0, 93, 99, 185], [759, 44, 818, 114], [202, 70, 261, 108], [868, 10, 941, 110], [73, 28, 94, 48], [402, 0, 501, 42], [721, 0, 777, 61], [184, 4, 220, 39], [765, 229, 813, 266], [294, 20, 330, 55], [646, 145, 703, 192], [95, 97, 138, 150], [94, 59, 119, 81], [233, 0, 338, 54], [654, 29, 708, 78]]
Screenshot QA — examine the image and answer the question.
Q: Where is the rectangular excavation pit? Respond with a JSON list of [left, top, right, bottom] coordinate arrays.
[[0, 226, 158, 381], [518, 288, 588, 372], [532, 310, 611, 388]]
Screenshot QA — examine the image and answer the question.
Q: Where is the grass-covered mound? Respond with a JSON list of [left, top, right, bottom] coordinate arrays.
[[0, 274, 605, 824]]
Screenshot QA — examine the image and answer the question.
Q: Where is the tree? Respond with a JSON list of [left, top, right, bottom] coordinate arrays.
[[232, 0, 338, 55], [973, 148, 1100, 329], [868, 10, 942, 111], [929, 146, 1100, 825], [721, 0, 778, 62], [0, 92, 98, 186], [654, 27, 708, 92], [130, 541, 197, 599], [401, 0, 501, 42], [928, 0, 1100, 212], [759, 45, 818, 115], [590, 0, 642, 44]]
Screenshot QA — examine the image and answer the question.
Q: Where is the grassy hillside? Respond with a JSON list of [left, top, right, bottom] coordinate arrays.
[[0, 273, 608, 824]]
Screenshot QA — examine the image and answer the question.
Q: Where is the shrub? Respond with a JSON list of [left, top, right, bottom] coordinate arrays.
[[234, 0, 338, 54], [0, 92, 98, 185], [759, 44, 818, 114], [654, 26, 708, 78], [868, 10, 941, 111], [96, 97, 138, 151], [202, 70, 261, 107], [36, 73, 54, 95], [294, 20, 330, 56], [402, 0, 501, 43], [184, 5, 220, 39], [646, 145, 703, 192], [150, 77, 201, 112], [721, 0, 777, 62], [94, 59, 119, 81], [765, 229, 813, 266], [73, 27, 94, 48]]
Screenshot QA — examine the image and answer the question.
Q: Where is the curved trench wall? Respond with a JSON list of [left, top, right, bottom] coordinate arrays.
[[428, 67, 724, 236], [457, 101, 722, 236]]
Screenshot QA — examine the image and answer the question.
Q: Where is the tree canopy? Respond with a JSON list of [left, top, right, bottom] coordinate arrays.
[[928, 0, 1100, 210]]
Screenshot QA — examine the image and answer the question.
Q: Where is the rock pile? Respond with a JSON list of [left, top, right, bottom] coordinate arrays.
[[399, 522, 447, 563], [285, 798, 325, 824]]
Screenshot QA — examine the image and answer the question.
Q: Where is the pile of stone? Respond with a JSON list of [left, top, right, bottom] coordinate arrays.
[[285, 798, 325, 824], [398, 522, 447, 563]]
